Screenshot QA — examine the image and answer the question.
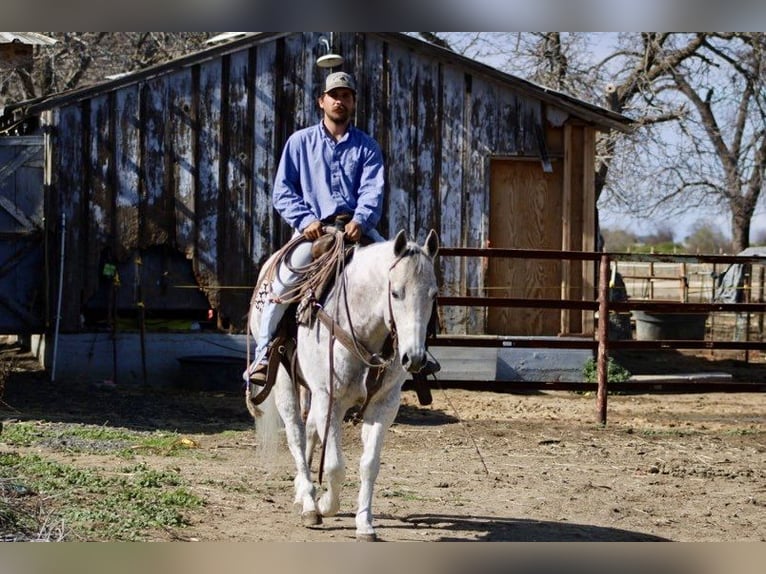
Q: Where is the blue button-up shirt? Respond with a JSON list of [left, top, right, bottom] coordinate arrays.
[[273, 122, 385, 237]]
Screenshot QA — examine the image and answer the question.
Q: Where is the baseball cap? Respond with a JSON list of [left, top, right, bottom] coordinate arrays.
[[323, 72, 356, 94]]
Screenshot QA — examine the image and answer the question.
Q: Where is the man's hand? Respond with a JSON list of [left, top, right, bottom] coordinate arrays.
[[344, 220, 363, 243], [302, 220, 324, 241]]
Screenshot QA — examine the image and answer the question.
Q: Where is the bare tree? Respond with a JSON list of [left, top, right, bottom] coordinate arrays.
[[1, 33, 215, 104], [419, 32, 765, 252], [666, 33, 766, 252]]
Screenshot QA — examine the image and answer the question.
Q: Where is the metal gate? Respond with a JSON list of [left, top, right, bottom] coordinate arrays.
[[0, 136, 45, 333]]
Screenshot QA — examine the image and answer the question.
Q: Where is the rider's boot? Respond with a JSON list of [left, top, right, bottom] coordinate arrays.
[[249, 348, 271, 385]]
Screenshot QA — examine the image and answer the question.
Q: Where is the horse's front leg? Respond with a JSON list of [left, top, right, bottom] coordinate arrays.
[[309, 389, 346, 519], [301, 386, 318, 467], [273, 373, 321, 526], [355, 378, 403, 541]]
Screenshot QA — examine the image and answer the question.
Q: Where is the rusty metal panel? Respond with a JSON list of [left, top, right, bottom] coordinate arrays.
[[195, 58, 223, 310], [438, 64, 467, 334], [114, 85, 140, 260], [168, 67, 196, 258]]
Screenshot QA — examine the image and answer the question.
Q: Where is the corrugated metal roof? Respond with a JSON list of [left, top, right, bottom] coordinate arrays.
[[0, 32, 57, 46]]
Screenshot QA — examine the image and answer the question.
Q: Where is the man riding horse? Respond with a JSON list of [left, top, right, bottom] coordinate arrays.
[[249, 71, 438, 385]]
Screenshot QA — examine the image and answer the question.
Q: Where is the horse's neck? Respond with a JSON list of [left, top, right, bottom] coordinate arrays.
[[324, 243, 392, 344]]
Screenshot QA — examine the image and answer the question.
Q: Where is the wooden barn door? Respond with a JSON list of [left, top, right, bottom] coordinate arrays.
[[487, 159, 562, 336], [0, 136, 45, 333]]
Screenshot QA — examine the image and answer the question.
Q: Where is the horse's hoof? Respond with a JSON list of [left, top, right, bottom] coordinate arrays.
[[356, 532, 377, 542], [301, 510, 322, 527]]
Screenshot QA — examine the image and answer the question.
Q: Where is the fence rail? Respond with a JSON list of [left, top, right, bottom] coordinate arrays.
[[424, 247, 766, 425]]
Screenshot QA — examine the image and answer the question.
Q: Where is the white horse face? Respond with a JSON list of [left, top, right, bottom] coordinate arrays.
[[388, 229, 439, 373]]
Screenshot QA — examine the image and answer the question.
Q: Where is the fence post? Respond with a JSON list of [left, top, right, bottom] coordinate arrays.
[[597, 252, 610, 425]]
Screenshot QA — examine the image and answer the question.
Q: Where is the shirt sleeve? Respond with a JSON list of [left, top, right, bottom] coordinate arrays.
[[272, 136, 317, 232], [351, 138, 385, 233]]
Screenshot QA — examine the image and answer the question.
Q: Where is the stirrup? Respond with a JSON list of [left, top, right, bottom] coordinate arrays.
[[249, 362, 269, 385]]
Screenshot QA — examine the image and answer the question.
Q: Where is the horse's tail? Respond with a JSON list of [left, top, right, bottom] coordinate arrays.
[[251, 384, 283, 469]]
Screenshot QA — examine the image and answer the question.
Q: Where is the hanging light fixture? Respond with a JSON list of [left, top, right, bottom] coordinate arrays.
[[316, 33, 344, 68]]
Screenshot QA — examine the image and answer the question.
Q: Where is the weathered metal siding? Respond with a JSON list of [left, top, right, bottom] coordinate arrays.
[[43, 32, 564, 335]]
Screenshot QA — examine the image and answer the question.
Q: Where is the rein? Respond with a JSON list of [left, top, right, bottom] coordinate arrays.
[[315, 242, 413, 484]]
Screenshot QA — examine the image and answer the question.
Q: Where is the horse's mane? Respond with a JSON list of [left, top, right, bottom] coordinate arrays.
[[351, 236, 431, 274]]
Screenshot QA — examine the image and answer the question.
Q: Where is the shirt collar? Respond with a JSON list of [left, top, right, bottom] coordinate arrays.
[[319, 120, 354, 144]]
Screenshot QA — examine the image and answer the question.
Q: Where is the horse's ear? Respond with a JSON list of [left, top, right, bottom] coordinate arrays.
[[424, 229, 439, 259], [393, 230, 407, 257]]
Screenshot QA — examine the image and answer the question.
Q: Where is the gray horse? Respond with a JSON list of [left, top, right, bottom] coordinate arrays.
[[245, 229, 439, 541]]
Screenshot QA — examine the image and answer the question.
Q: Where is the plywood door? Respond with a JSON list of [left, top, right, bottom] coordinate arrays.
[[487, 159, 562, 335]]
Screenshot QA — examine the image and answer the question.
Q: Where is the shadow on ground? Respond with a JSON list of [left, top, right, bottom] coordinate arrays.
[[1, 350, 254, 434], [398, 513, 670, 542], [1, 348, 457, 433]]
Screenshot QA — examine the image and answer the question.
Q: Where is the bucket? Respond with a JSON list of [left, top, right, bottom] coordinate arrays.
[[632, 311, 708, 341]]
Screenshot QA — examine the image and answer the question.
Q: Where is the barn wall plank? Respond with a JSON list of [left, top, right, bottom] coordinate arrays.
[[438, 64, 467, 333], [284, 33, 317, 132], [518, 95, 543, 154], [465, 75, 499, 333], [413, 54, 440, 244], [195, 59, 223, 309], [167, 68, 195, 258], [252, 41, 278, 266], [219, 49, 254, 326], [386, 44, 414, 238], [495, 87, 519, 156], [141, 76, 169, 248], [114, 85, 140, 260], [561, 124, 574, 333], [357, 34, 388, 237], [580, 125, 597, 334], [54, 105, 85, 330], [85, 95, 113, 306]]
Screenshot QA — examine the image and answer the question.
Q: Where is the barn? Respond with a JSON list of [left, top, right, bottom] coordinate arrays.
[[0, 32, 632, 384]]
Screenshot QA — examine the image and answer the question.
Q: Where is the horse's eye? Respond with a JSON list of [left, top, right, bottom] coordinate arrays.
[[391, 288, 403, 300]]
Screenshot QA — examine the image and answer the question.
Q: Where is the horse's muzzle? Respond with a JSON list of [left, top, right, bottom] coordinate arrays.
[[401, 352, 426, 374]]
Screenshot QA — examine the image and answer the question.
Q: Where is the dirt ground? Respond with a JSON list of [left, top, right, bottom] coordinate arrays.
[[1, 347, 765, 542]]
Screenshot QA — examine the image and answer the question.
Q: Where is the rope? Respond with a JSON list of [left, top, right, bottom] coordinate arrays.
[[437, 385, 490, 476], [260, 228, 347, 307]]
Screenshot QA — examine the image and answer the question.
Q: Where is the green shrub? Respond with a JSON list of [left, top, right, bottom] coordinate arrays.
[[583, 357, 631, 383]]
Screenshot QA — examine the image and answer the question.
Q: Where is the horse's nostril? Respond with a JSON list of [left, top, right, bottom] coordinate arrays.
[[402, 353, 425, 373]]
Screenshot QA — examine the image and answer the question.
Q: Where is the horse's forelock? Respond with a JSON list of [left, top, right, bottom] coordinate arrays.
[[393, 241, 433, 275]]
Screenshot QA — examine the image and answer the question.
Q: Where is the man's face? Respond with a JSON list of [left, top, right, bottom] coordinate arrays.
[[320, 88, 355, 123]]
